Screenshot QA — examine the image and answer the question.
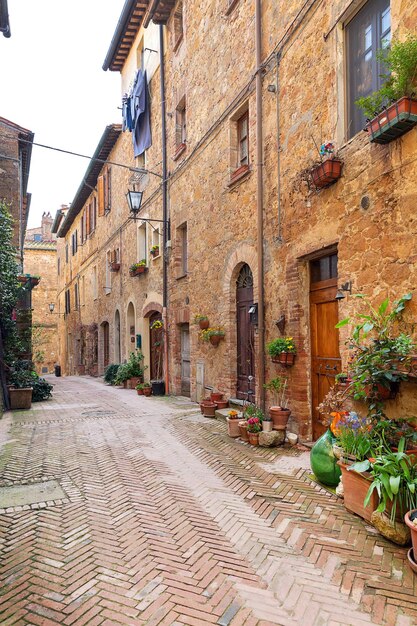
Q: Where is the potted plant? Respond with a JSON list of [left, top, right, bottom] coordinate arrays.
[[352, 437, 417, 518], [109, 260, 120, 272], [356, 36, 417, 144], [238, 419, 249, 442], [150, 319, 165, 395], [334, 412, 379, 522], [124, 350, 146, 388], [266, 337, 296, 366], [150, 244, 160, 257], [247, 416, 262, 445], [136, 383, 144, 395], [142, 382, 152, 396], [227, 409, 241, 437], [7, 361, 35, 409], [201, 327, 225, 347], [201, 400, 216, 417], [264, 377, 290, 430], [129, 260, 148, 276], [193, 314, 209, 330], [262, 415, 273, 432], [336, 293, 414, 406], [309, 142, 343, 190]]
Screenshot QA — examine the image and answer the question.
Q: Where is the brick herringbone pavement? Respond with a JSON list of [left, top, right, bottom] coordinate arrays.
[[0, 377, 415, 626]]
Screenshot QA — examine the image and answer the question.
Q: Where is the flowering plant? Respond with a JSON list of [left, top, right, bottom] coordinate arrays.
[[228, 410, 239, 419], [319, 141, 335, 158], [130, 259, 147, 272], [200, 327, 225, 342], [150, 245, 159, 253], [150, 319, 163, 330], [266, 337, 296, 356], [247, 417, 262, 433], [193, 314, 208, 324], [333, 411, 375, 462]]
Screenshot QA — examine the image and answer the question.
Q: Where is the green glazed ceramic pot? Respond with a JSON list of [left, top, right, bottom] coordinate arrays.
[[310, 428, 341, 487]]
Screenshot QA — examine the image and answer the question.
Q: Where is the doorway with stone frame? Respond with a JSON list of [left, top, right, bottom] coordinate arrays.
[[236, 264, 255, 400]]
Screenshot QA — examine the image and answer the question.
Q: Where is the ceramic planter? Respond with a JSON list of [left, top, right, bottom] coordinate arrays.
[[269, 407, 291, 431], [238, 420, 249, 442], [338, 462, 378, 522], [143, 387, 152, 396], [128, 376, 144, 389], [227, 416, 241, 437], [209, 335, 224, 347], [210, 392, 224, 403], [248, 431, 259, 445], [202, 401, 216, 417], [199, 319, 209, 330], [9, 387, 32, 410], [310, 429, 341, 487], [216, 400, 229, 409], [367, 97, 417, 144], [405, 511, 417, 556], [310, 159, 343, 189], [137, 388, 144, 395], [262, 420, 273, 432], [271, 352, 295, 366]]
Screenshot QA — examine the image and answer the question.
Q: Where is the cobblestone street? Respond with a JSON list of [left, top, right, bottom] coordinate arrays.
[[0, 377, 416, 626]]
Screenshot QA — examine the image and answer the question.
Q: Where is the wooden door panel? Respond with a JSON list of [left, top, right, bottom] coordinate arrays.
[[310, 282, 341, 439], [181, 326, 190, 396]]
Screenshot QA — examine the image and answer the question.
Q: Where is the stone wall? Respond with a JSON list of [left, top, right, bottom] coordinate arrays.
[[23, 245, 58, 374]]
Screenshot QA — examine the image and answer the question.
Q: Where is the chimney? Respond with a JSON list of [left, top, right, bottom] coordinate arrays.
[[41, 211, 53, 240]]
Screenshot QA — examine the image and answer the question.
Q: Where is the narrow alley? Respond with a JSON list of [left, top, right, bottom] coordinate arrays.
[[0, 377, 415, 626]]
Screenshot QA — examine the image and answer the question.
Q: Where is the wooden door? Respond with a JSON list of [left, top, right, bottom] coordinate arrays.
[[236, 265, 255, 400], [149, 312, 163, 381], [181, 325, 190, 396], [103, 322, 110, 368], [310, 254, 341, 440]]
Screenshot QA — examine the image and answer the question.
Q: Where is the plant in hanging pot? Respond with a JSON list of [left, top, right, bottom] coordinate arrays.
[[356, 36, 417, 144], [266, 337, 296, 366], [129, 259, 148, 276], [193, 314, 209, 330], [247, 416, 262, 445], [264, 376, 291, 430], [309, 141, 343, 190], [150, 244, 160, 257], [201, 327, 225, 347]]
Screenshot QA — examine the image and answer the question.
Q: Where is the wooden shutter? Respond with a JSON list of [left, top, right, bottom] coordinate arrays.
[[85, 206, 90, 236], [107, 168, 112, 211], [98, 176, 105, 216]]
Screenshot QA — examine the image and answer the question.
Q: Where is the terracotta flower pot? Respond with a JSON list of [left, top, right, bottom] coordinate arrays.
[[338, 462, 378, 522], [365, 382, 398, 400], [310, 159, 343, 189], [128, 376, 144, 389], [367, 97, 417, 143], [143, 387, 152, 396], [199, 319, 209, 330], [269, 407, 291, 431], [405, 511, 417, 556], [209, 335, 223, 347], [227, 416, 241, 438], [211, 392, 224, 403], [238, 421, 249, 442], [216, 400, 229, 409], [262, 420, 273, 432], [202, 401, 216, 417], [271, 353, 295, 366], [248, 432, 259, 445]]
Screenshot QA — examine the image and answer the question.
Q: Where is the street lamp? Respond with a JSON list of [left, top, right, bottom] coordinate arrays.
[[49, 302, 55, 313], [126, 189, 143, 219]]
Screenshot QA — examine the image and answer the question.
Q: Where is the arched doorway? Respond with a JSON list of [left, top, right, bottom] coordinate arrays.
[[114, 310, 121, 363], [236, 264, 255, 400], [127, 302, 135, 355], [149, 311, 163, 381]]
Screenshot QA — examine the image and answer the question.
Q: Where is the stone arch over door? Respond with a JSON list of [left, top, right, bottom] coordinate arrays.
[[221, 243, 258, 400], [114, 309, 121, 364], [126, 302, 136, 357]]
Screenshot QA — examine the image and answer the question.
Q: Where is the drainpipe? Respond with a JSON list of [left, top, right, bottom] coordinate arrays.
[[276, 50, 283, 243], [255, 0, 265, 411], [159, 24, 170, 394]]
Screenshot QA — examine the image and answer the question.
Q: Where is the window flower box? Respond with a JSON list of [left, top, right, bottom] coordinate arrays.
[[310, 159, 343, 189], [150, 246, 160, 258], [366, 97, 417, 144], [129, 261, 148, 277]]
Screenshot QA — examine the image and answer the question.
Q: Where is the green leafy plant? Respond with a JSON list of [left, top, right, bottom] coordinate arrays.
[[263, 376, 288, 407], [150, 245, 160, 255], [104, 363, 120, 385], [334, 411, 375, 462], [266, 337, 296, 356], [247, 417, 262, 433], [114, 351, 146, 385], [350, 438, 417, 523], [336, 293, 414, 405], [129, 260, 147, 272], [356, 36, 417, 119], [193, 314, 208, 324], [135, 383, 144, 390], [143, 382, 151, 388], [32, 377, 53, 402]]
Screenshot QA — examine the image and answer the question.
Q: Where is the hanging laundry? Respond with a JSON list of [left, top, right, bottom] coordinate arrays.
[[131, 69, 152, 157], [122, 95, 133, 132]]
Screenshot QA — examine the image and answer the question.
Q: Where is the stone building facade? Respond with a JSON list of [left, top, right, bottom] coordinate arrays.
[[56, 0, 417, 439], [23, 213, 58, 374]]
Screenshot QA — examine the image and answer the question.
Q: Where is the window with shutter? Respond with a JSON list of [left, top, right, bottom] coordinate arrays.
[[85, 203, 91, 235], [98, 175, 105, 216]]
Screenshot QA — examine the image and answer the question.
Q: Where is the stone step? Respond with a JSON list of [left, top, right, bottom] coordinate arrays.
[[215, 408, 230, 422]]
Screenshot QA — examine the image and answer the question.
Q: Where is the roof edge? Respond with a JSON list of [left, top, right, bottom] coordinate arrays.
[[102, 0, 139, 71]]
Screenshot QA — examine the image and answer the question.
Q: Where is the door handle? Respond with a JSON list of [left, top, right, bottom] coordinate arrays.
[[325, 365, 337, 371]]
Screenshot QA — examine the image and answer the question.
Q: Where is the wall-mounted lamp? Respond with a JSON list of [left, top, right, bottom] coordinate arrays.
[[48, 303, 65, 315], [335, 281, 352, 301], [126, 189, 144, 218], [248, 303, 258, 325], [267, 84, 276, 93]]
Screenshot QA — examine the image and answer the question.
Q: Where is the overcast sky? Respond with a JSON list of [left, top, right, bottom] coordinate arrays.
[[0, 0, 125, 228]]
